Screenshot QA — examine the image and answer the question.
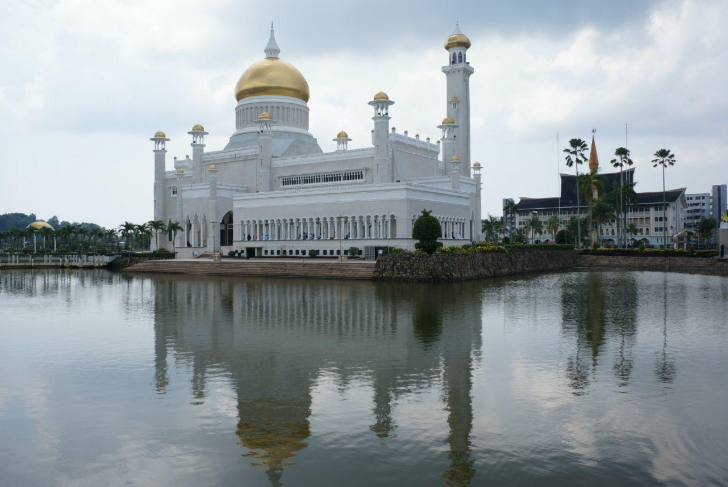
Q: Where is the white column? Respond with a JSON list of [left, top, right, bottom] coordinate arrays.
[[365, 217, 370, 239]]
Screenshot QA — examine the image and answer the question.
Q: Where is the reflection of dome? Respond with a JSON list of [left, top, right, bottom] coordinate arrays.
[[235, 58, 310, 103], [237, 421, 310, 472], [373, 91, 389, 100], [27, 221, 54, 231], [442, 116, 455, 124], [336, 130, 348, 138], [154, 130, 166, 138], [191, 123, 204, 131]]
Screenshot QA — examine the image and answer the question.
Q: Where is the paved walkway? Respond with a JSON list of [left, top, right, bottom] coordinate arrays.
[[124, 258, 376, 280]]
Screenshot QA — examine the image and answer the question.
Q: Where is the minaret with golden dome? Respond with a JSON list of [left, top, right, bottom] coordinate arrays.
[[442, 22, 474, 178]]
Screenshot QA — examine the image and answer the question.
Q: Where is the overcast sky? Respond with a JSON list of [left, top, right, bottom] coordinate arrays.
[[1, 0, 726, 227]]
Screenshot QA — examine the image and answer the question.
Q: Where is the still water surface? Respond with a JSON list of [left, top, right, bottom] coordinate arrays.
[[0, 270, 727, 486]]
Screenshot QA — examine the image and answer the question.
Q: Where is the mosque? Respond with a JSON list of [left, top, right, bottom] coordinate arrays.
[[151, 24, 483, 257]]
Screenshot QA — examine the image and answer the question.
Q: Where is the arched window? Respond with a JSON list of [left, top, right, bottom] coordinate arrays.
[[458, 52, 463, 64], [451, 53, 457, 64]]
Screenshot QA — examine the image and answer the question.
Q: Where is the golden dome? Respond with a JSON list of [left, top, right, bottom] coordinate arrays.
[[373, 91, 389, 100], [235, 58, 310, 102], [451, 156, 461, 162], [451, 96, 459, 101], [176, 168, 184, 174], [258, 111, 272, 120], [473, 162, 481, 167], [336, 130, 348, 138], [442, 116, 455, 124], [209, 165, 217, 170], [27, 221, 54, 231], [154, 130, 166, 138], [191, 123, 204, 131]]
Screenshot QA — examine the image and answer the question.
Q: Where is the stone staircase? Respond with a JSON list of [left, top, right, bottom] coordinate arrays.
[[124, 258, 376, 280]]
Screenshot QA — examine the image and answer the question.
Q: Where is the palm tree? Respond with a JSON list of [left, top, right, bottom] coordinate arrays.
[[577, 170, 606, 247], [626, 222, 639, 246], [76, 226, 88, 253], [652, 149, 676, 248], [481, 214, 501, 242], [564, 138, 588, 250], [9, 228, 23, 250], [56, 226, 74, 250], [148, 220, 167, 250], [503, 200, 519, 241], [105, 228, 119, 252], [38, 226, 54, 251], [167, 221, 183, 248], [120, 222, 136, 252], [136, 223, 152, 251], [546, 215, 559, 242], [592, 198, 616, 246], [610, 147, 634, 247], [26, 227, 38, 252], [526, 213, 543, 244]]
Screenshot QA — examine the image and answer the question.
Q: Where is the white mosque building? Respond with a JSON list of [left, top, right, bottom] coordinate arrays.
[[151, 24, 483, 258]]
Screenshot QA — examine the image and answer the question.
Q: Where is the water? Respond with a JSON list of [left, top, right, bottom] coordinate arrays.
[[0, 270, 727, 487]]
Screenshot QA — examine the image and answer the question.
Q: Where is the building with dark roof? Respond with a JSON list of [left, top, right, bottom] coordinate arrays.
[[508, 137, 687, 248]]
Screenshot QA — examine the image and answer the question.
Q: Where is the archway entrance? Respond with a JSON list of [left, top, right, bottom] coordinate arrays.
[[220, 211, 234, 246]]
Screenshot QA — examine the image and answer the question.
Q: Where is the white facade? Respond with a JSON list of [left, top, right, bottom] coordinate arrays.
[[151, 25, 482, 256]]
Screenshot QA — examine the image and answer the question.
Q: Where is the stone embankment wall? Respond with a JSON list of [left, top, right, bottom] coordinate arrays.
[[577, 254, 728, 270], [373, 251, 578, 282]]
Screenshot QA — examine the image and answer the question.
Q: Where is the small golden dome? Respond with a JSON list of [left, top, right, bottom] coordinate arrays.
[[336, 130, 348, 138], [235, 58, 310, 102], [176, 168, 184, 174], [442, 116, 455, 124], [473, 162, 481, 167], [27, 221, 54, 231], [209, 165, 217, 170], [444, 27, 471, 50], [373, 91, 389, 100], [192, 123, 204, 131], [451, 156, 461, 162], [154, 130, 166, 138], [451, 96, 459, 101], [258, 111, 272, 120]]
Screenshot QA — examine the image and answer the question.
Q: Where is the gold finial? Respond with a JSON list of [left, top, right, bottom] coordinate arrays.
[[373, 91, 389, 100]]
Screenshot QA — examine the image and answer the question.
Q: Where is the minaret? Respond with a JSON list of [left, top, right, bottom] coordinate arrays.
[[150, 130, 169, 249], [472, 162, 483, 242], [188, 124, 208, 183], [175, 169, 185, 248], [368, 91, 394, 184], [333, 130, 351, 151], [207, 165, 218, 252], [257, 112, 273, 192], [449, 156, 461, 190], [438, 116, 458, 176], [442, 23, 473, 177]]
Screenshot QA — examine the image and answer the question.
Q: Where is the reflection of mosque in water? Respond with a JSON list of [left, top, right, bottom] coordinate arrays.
[[150, 276, 483, 486]]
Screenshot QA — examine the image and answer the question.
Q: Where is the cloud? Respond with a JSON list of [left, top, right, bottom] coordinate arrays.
[[0, 0, 725, 227]]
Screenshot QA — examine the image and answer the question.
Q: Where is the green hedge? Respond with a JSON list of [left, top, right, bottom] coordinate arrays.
[[583, 248, 718, 258], [505, 244, 574, 251]]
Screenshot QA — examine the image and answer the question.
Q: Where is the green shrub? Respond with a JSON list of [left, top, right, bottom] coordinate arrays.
[[348, 246, 360, 256], [415, 241, 442, 254], [413, 209, 442, 254], [385, 247, 409, 255], [639, 244, 646, 252], [308, 249, 319, 258], [228, 251, 235, 257]]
